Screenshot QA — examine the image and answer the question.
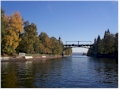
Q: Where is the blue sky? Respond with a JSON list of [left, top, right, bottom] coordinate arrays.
[[1, 1, 118, 53]]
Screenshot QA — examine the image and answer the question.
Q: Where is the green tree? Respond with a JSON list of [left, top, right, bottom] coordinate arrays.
[[87, 29, 118, 57], [17, 21, 37, 54], [96, 35, 101, 54], [39, 32, 52, 54], [98, 39, 104, 54], [50, 37, 63, 55], [103, 31, 115, 54], [114, 33, 118, 52], [114, 33, 118, 59], [1, 8, 7, 40], [33, 37, 41, 53], [64, 48, 72, 55], [1, 8, 8, 55]]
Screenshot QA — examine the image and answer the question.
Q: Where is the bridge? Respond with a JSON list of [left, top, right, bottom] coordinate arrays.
[[63, 41, 93, 48], [61, 41, 93, 56]]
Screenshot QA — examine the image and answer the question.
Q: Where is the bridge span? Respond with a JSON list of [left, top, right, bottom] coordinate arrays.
[[63, 41, 93, 48], [63, 44, 93, 47], [62, 41, 93, 56]]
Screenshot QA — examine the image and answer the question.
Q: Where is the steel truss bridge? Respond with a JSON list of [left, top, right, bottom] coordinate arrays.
[[63, 41, 93, 49]]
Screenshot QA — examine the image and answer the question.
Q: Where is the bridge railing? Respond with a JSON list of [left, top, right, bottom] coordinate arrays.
[[65, 41, 92, 45], [63, 44, 93, 47]]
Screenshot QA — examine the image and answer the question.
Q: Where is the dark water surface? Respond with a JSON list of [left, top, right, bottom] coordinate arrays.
[[1, 54, 118, 88]]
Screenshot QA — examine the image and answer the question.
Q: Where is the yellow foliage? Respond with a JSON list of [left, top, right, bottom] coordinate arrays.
[[3, 11, 24, 54], [9, 12, 23, 33], [4, 35, 13, 46], [2, 13, 8, 23]]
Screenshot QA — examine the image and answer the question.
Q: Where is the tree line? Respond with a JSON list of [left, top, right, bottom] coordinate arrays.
[[87, 29, 118, 59], [1, 8, 72, 56]]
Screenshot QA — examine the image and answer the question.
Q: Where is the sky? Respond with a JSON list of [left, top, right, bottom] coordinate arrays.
[[1, 1, 118, 53]]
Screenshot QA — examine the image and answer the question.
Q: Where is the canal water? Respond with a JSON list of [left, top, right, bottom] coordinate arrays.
[[1, 53, 118, 88]]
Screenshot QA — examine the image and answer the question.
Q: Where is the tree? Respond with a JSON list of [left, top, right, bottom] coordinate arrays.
[[39, 32, 52, 54], [33, 37, 41, 53], [96, 35, 101, 45], [114, 33, 118, 59], [64, 48, 72, 55], [50, 37, 63, 55], [93, 38, 97, 56], [104, 29, 110, 39], [17, 21, 37, 54], [1, 8, 71, 56], [103, 33, 115, 54], [1, 8, 8, 40], [87, 38, 97, 56], [98, 39, 104, 54], [1, 8, 8, 55], [114, 33, 118, 52], [2, 11, 23, 55], [96, 35, 101, 54], [87, 29, 118, 58]]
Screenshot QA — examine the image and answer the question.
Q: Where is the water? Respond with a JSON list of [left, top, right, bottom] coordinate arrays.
[[1, 54, 118, 88]]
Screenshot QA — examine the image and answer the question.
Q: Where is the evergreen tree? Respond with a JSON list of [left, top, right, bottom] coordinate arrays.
[[96, 35, 101, 54], [87, 29, 118, 58], [103, 33, 115, 54], [114, 33, 118, 52]]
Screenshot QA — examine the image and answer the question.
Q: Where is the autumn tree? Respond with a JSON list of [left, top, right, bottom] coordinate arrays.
[[1, 11, 23, 55], [1, 8, 69, 56]]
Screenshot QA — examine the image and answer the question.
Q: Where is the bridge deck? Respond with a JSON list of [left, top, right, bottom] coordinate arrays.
[[63, 44, 93, 47]]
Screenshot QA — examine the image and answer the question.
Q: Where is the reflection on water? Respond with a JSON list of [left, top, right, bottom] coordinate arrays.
[[1, 55, 118, 88], [87, 57, 118, 87]]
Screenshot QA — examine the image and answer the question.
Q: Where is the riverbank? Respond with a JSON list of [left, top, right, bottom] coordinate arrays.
[[1, 55, 70, 62], [87, 54, 118, 59], [87, 54, 118, 63]]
